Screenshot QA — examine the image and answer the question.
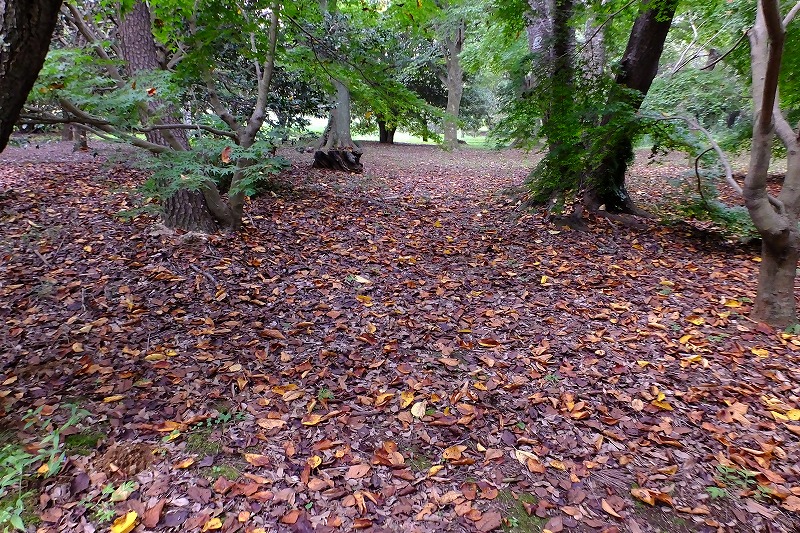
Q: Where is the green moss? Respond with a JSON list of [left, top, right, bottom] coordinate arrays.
[[186, 428, 222, 455], [497, 490, 545, 532], [202, 464, 241, 482], [405, 448, 434, 472], [65, 430, 105, 455]]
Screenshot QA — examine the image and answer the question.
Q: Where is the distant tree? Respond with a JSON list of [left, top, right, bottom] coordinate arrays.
[[0, 0, 62, 151]]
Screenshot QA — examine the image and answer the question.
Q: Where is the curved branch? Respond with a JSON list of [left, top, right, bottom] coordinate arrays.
[[59, 98, 169, 154], [700, 30, 748, 71], [784, 0, 800, 26]]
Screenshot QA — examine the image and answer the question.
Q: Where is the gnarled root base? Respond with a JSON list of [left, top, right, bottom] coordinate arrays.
[[313, 150, 363, 173]]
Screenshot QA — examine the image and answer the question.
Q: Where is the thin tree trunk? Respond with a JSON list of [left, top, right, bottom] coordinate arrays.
[[0, 0, 62, 151], [442, 21, 464, 150], [118, 0, 217, 232], [583, 0, 678, 213]]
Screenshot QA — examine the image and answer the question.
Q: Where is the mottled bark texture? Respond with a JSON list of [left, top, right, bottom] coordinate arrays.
[[0, 0, 62, 151], [118, 0, 217, 232], [744, 0, 800, 326], [584, 0, 678, 213]]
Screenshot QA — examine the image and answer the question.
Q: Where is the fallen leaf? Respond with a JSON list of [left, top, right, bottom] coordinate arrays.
[[110, 511, 138, 533]]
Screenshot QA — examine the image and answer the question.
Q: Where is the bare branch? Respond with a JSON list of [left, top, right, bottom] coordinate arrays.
[[241, 2, 280, 146], [758, 0, 785, 133], [700, 30, 748, 71], [143, 124, 238, 139], [773, 91, 798, 149], [784, 0, 800, 26], [575, 0, 638, 56], [63, 3, 125, 86]]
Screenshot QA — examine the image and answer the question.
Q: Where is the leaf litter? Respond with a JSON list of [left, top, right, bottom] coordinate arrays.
[[0, 140, 798, 532]]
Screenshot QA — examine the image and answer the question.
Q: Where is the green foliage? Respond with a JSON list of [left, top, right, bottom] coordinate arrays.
[[0, 406, 87, 531], [137, 137, 289, 203], [78, 481, 137, 524]]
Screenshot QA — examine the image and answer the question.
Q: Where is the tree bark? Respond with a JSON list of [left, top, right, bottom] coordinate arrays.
[[744, 0, 800, 326], [441, 21, 464, 150], [313, 79, 363, 172], [378, 119, 396, 144], [583, 0, 678, 213], [0, 0, 62, 152], [118, 0, 218, 232]]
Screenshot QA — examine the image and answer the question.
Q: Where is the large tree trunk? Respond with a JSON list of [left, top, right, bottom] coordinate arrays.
[[313, 79, 363, 172], [378, 119, 396, 144], [583, 0, 678, 213], [754, 236, 800, 326], [118, 0, 218, 232], [744, 1, 800, 326], [0, 0, 62, 152], [442, 21, 464, 150]]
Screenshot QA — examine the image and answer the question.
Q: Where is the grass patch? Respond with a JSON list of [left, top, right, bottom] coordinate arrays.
[[497, 490, 545, 532]]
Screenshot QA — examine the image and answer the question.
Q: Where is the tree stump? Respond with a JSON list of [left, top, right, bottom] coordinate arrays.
[[312, 150, 363, 173]]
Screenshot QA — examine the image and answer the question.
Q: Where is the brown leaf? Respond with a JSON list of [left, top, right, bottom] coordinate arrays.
[[601, 498, 623, 518], [142, 499, 165, 528], [244, 453, 270, 467], [345, 464, 371, 479], [474, 510, 502, 531]]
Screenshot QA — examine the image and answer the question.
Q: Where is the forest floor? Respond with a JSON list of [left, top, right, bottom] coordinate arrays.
[[1, 139, 799, 533]]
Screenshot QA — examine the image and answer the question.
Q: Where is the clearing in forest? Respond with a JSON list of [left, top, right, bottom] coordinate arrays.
[[0, 141, 798, 533]]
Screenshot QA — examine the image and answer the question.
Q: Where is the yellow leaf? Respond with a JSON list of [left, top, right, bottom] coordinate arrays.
[[678, 334, 693, 344], [144, 353, 166, 362], [37, 463, 49, 475], [411, 401, 427, 418], [110, 511, 138, 533], [786, 409, 800, 421], [751, 347, 769, 358], [771, 411, 788, 421], [601, 498, 622, 518], [103, 395, 125, 403], [636, 360, 650, 367], [686, 316, 705, 325], [428, 465, 444, 476], [375, 392, 395, 406], [540, 275, 549, 285], [442, 445, 467, 460], [433, 220, 442, 228], [652, 400, 673, 411], [631, 487, 655, 506], [307, 455, 322, 469], [301, 414, 324, 426], [202, 517, 223, 531], [549, 459, 567, 470], [724, 299, 742, 308], [400, 391, 415, 408], [174, 458, 195, 469]]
